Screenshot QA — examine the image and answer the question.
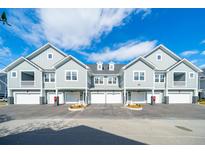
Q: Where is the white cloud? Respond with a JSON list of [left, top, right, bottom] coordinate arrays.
[[0, 47, 12, 58], [200, 40, 205, 44], [190, 59, 198, 64], [38, 9, 151, 49], [181, 50, 199, 57], [8, 9, 45, 47], [201, 50, 205, 55], [82, 40, 157, 62], [200, 64, 205, 68], [8, 9, 151, 49]]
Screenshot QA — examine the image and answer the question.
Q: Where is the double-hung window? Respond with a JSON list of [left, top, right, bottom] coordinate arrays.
[[65, 70, 78, 81], [44, 72, 55, 82], [133, 71, 145, 81], [155, 73, 165, 83], [94, 76, 104, 85], [107, 76, 117, 85]]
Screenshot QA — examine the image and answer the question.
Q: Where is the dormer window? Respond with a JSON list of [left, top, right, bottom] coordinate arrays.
[[109, 62, 114, 71], [156, 54, 162, 61], [47, 53, 53, 60], [97, 62, 103, 71]]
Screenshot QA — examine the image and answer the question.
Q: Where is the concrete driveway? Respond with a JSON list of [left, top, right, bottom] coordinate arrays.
[[0, 104, 205, 145], [0, 104, 205, 120]]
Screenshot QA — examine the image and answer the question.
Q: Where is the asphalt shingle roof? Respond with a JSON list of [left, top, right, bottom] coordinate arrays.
[[87, 64, 125, 74]]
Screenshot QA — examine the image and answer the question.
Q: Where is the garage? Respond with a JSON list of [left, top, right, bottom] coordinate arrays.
[[65, 92, 80, 103], [91, 92, 106, 104], [15, 93, 40, 104], [47, 92, 64, 104], [131, 92, 146, 103], [147, 93, 163, 104], [168, 93, 192, 104], [106, 92, 122, 104], [91, 92, 122, 104]]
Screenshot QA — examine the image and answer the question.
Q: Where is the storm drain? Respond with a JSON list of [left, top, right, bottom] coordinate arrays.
[[175, 125, 193, 132]]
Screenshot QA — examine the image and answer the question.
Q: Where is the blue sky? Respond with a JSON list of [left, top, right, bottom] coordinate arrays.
[[0, 8, 205, 69]]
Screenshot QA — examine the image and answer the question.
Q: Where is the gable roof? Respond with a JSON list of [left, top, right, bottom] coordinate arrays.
[[26, 42, 67, 60], [88, 64, 125, 75], [53, 55, 89, 69], [144, 44, 182, 61], [122, 56, 157, 70], [3, 57, 43, 72], [166, 58, 203, 72]]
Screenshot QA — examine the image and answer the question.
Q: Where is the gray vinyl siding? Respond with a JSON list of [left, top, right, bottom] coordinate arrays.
[[87, 73, 92, 88], [0, 74, 7, 96], [91, 75, 120, 89], [200, 79, 205, 90], [124, 60, 154, 88], [8, 61, 42, 89], [155, 82, 165, 89], [167, 63, 198, 89], [145, 48, 178, 70], [119, 74, 124, 88], [56, 59, 87, 88], [30, 47, 65, 69], [43, 82, 55, 89]]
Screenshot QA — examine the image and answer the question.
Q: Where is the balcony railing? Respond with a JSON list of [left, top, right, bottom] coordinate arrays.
[[174, 81, 186, 87]]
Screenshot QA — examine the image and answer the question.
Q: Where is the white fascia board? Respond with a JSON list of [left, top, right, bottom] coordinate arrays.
[[2, 57, 24, 72], [167, 59, 203, 72], [143, 44, 181, 61], [26, 42, 67, 59], [23, 57, 43, 71], [122, 56, 157, 70], [53, 55, 89, 69]]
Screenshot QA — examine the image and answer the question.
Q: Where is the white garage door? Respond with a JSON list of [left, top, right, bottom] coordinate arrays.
[[131, 92, 146, 103], [147, 93, 163, 104], [15, 93, 40, 104], [48, 92, 64, 104], [65, 92, 80, 103], [168, 93, 192, 104], [106, 92, 122, 104], [91, 92, 105, 104]]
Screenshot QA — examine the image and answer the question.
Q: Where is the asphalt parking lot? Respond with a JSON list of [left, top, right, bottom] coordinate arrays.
[[0, 104, 205, 121], [0, 104, 205, 145]]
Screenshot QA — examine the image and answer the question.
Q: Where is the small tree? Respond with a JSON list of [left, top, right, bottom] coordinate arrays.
[[0, 11, 11, 26]]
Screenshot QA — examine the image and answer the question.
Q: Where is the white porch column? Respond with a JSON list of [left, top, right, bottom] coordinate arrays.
[[124, 89, 126, 105], [165, 72, 169, 96], [8, 88, 12, 97], [85, 89, 88, 104], [55, 89, 58, 96]]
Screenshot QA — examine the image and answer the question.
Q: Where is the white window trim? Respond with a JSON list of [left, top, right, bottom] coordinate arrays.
[[20, 70, 35, 82], [94, 76, 104, 85], [172, 71, 187, 87], [155, 73, 165, 83], [44, 72, 56, 83], [107, 76, 118, 85], [11, 71, 17, 78], [133, 71, 146, 81], [189, 72, 195, 79], [156, 54, 162, 61], [97, 64, 103, 71], [109, 64, 114, 71], [65, 70, 78, 81], [47, 53, 53, 60]]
